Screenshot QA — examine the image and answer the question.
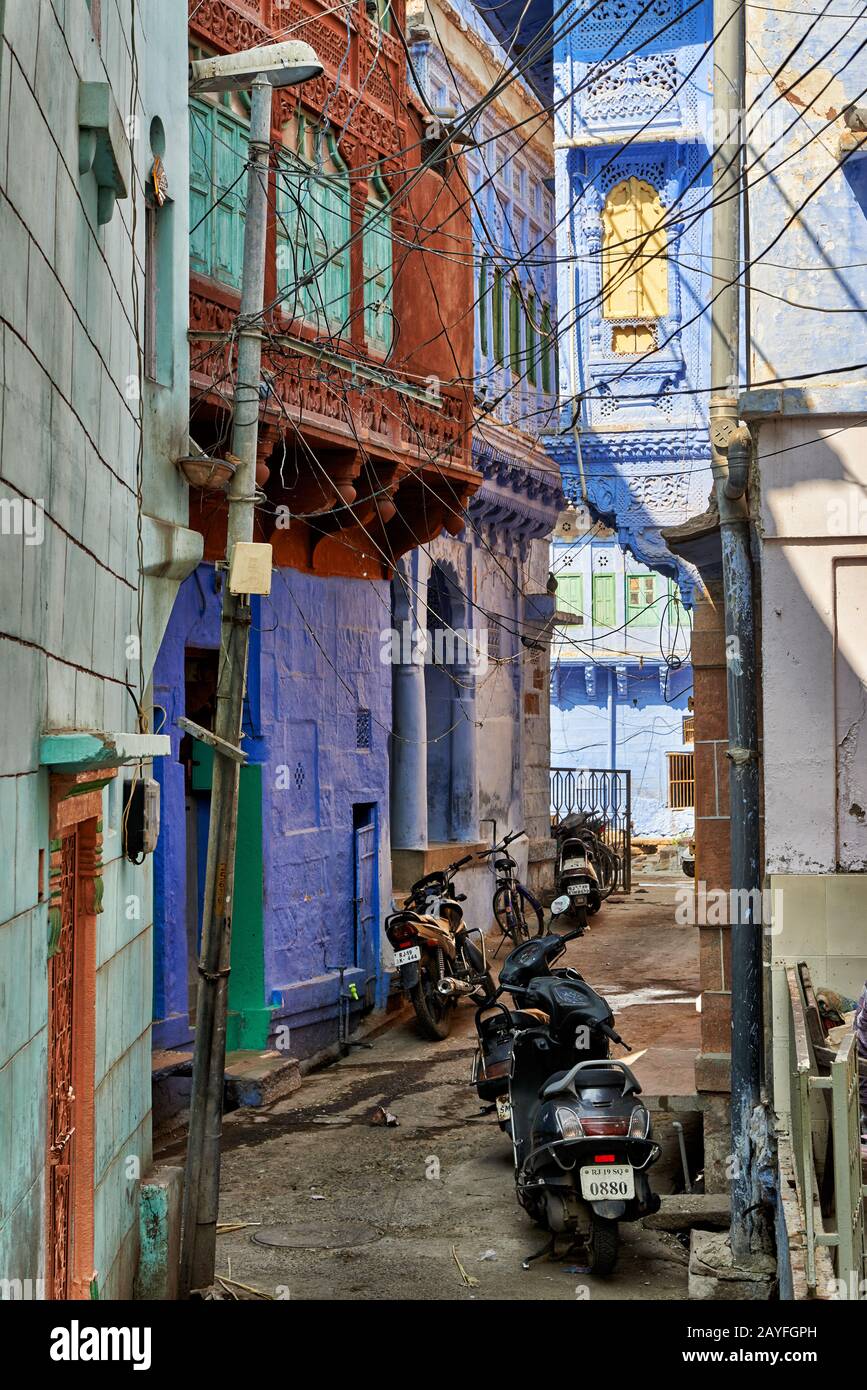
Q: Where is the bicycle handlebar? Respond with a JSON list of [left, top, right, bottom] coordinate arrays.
[[477, 828, 527, 860]]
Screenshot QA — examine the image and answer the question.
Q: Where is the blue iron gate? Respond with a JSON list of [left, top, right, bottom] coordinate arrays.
[[550, 767, 632, 892]]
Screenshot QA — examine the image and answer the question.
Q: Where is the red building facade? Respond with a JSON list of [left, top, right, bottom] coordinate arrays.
[[188, 0, 480, 575]]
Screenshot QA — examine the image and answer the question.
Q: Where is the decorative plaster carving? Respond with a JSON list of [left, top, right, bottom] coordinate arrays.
[[583, 54, 680, 126]]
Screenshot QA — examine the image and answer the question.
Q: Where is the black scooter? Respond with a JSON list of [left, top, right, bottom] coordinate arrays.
[[472, 896, 660, 1274]]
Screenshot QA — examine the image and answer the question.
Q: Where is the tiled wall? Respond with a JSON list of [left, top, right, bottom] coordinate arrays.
[[770, 875, 867, 1118], [0, 0, 188, 1298]]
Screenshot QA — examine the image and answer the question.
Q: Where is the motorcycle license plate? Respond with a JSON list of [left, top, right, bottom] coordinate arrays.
[[496, 1096, 511, 1121], [579, 1164, 635, 1200], [394, 945, 421, 966], [567, 884, 588, 897]]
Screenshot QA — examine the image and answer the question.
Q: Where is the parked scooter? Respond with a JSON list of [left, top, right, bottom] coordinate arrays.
[[385, 855, 494, 1040], [472, 896, 660, 1274], [553, 812, 619, 925]]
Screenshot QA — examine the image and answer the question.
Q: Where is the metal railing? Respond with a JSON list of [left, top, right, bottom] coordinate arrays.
[[549, 767, 631, 892], [786, 965, 866, 1298]]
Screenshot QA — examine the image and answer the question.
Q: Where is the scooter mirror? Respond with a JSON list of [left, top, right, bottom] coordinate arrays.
[[550, 894, 570, 916]]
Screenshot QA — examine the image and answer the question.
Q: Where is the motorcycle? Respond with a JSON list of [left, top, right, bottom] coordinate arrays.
[[553, 812, 619, 924], [385, 854, 494, 1040], [472, 895, 660, 1274]]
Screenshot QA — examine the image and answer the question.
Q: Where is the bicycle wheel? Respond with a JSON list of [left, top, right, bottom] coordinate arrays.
[[515, 883, 545, 936], [493, 884, 536, 944]]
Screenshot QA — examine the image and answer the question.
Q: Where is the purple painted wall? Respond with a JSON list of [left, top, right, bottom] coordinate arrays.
[[152, 563, 392, 1055], [259, 569, 392, 1045]]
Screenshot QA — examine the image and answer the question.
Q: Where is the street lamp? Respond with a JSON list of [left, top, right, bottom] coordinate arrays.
[[189, 40, 323, 93], [180, 41, 322, 1299]]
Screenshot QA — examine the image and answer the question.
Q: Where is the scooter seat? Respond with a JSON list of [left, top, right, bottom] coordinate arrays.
[[539, 1062, 641, 1099]]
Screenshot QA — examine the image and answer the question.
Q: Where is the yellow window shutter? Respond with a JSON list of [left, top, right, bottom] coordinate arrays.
[[602, 177, 668, 322]]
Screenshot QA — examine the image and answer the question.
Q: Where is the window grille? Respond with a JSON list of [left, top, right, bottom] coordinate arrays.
[[667, 751, 695, 808]]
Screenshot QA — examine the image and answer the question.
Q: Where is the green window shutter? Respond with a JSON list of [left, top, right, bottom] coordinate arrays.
[[328, 179, 352, 336], [541, 303, 552, 392], [493, 268, 504, 363], [363, 201, 392, 353], [625, 573, 657, 627], [479, 256, 488, 356], [592, 573, 617, 628], [557, 574, 583, 618], [299, 177, 326, 327], [526, 292, 537, 385], [509, 281, 521, 376], [189, 101, 247, 287], [189, 101, 214, 276], [214, 112, 246, 288], [275, 158, 301, 313]]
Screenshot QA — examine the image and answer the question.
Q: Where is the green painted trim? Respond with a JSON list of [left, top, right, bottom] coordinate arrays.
[[47, 907, 62, 959], [326, 128, 349, 176], [192, 747, 271, 1050], [39, 732, 170, 771], [369, 160, 389, 203]]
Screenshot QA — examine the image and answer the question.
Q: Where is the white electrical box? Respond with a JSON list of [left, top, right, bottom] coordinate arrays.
[[229, 541, 273, 595]]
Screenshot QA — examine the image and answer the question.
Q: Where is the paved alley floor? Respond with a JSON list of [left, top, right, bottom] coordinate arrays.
[[165, 872, 699, 1300]]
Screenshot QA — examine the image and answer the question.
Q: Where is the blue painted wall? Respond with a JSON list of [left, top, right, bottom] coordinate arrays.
[[743, 10, 867, 408], [152, 565, 392, 1056], [550, 526, 694, 835], [546, 0, 714, 585], [552, 662, 694, 835]]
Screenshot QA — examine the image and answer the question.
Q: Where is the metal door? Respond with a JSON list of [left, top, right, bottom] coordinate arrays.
[[354, 815, 379, 999], [47, 830, 78, 1300]]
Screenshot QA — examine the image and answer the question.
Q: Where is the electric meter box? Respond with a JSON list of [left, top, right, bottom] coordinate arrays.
[[122, 777, 161, 860], [229, 541, 273, 595]]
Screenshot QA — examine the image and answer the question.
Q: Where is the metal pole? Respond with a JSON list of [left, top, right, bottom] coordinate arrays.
[[180, 73, 273, 1296], [607, 666, 617, 773], [709, 0, 764, 1260]]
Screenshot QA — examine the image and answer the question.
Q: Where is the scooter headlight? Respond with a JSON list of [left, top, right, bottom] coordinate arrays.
[[628, 1105, 650, 1138], [555, 1106, 585, 1140]]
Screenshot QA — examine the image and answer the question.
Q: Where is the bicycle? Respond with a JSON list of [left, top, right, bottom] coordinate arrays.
[[478, 829, 545, 948]]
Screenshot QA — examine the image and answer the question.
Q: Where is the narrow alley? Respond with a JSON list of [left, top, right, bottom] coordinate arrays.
[[157, 874, 699, 1300], [4, 0, 867, 1348]]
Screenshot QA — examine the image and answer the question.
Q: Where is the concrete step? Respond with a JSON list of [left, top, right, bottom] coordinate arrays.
[[644, 1193, 730, 1233], [224, 1049, 302, 1109]]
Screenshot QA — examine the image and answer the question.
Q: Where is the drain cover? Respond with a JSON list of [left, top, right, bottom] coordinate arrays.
[[251, 1221, 381, 1250]]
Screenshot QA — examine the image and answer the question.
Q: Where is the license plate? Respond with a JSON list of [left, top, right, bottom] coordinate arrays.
[[567, 884, 588, 897], [579, 1163, 635, 1200], [496, 1096, 511, 1121], [394, 945, 421, 966]]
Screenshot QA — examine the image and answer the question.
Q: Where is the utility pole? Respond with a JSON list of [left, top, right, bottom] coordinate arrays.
[[708, 0, 765, 1260], [179, 70, 273, 1297]]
